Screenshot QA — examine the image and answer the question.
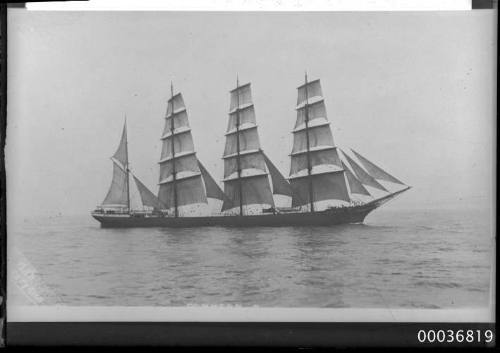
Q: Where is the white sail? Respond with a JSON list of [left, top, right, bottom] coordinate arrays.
[[162, 110, 190, 137], [160, 132, 195, 162], [341, 149, 388, 193], [158, 89, 208, 214], [289, 77, 351, 210], [111, 122, 128, 169], [351, 149, 406, 185], [229, 83, 253, 112], [227, 105, 256, 132], [290, 147, 342, 176], [297, 79, 323, 107], [221, 174, 274, 213], [295, 100, 328, 130], [133, 175, 166, 210], [289, 171, 350, 210], [222, 81, 274, 214], [224, 151, 266, 179], [223, 127, 261, 157], [102, 161, 128, 207]]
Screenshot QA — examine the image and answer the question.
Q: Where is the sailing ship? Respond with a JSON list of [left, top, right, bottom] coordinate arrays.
[[91, 75, 410, 228]]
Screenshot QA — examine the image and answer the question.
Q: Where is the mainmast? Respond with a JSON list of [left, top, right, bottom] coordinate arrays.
[[235, 76, 244, 216], [303, 72, 314, 212], [221, 80, 274, 214], [170, 82, 179, 217]]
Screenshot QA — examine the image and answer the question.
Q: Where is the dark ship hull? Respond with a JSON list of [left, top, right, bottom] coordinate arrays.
[[92, 188, 408, 228]]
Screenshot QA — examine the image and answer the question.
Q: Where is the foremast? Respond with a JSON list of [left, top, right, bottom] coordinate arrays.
[[288, 75, 351, 211]]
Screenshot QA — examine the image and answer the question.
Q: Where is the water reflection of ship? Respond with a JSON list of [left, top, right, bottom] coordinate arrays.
[[92, 74, 410, 228]]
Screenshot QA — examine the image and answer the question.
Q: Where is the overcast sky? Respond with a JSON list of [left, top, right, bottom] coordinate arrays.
[[6, 10, 496, 219]]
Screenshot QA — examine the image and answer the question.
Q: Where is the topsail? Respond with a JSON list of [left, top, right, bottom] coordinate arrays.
[[158, 87, 208, 215], [222, 81, 275, 213], [289, 76, 350, 210]]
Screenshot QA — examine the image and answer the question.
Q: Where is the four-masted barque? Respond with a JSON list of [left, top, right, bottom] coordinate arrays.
[[92, 75, 410, 228]]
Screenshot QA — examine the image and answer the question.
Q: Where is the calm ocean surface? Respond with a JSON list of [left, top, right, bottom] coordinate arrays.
[[8, 208, 493, 308]]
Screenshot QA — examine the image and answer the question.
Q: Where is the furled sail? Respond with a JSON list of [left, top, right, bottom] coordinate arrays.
[[102, 161, 129, 207], [262, 153, 292, 196], [158, 89, 207, 214], [197, 160, 226, 201], [289, 76, 350, 210], [133, 175, 166, 210], [341, 150, 388, 192], [222, 81, 274, 213], [351, 149, 405, 185]]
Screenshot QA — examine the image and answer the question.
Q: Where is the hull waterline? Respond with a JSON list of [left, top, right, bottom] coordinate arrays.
[[91, 188, 409, 228]]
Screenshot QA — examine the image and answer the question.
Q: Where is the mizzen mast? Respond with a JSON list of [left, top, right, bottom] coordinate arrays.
[[101, 120, 130, 211]]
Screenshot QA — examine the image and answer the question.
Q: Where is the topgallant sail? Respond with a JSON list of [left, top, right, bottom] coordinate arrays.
[[92, 76, 410, 228]]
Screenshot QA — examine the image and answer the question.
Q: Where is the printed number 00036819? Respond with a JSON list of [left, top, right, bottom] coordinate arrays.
[[417, 329, 494, 344]]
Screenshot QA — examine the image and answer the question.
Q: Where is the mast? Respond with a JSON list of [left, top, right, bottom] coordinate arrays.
[[170, 82, 179, 217], [125, 116, 130, 212], [289, 77, 350, 210], [303, 72, 314, 212], [102, 120, 130, 209], [221, 80, 274, 213], [235, 76, 244, 216]]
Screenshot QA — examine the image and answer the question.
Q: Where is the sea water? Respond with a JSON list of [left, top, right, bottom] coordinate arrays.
[[8, 208, 494, 308]]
